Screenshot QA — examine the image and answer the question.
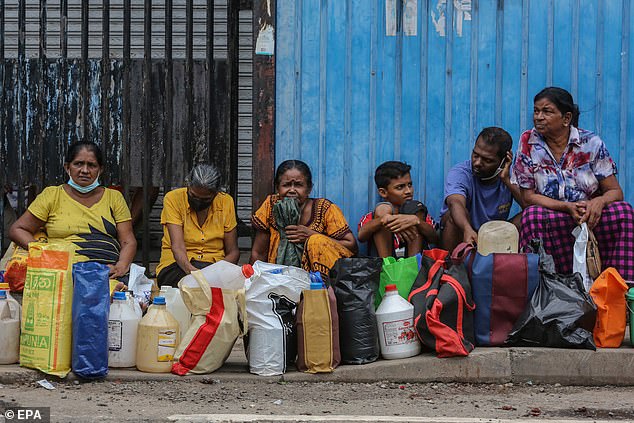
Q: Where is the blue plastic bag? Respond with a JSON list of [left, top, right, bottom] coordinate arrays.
[[72, 261, 110, 378]]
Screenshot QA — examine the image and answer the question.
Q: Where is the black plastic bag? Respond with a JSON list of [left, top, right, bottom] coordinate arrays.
[[330, 257, 382, 364], [506, 239, 597, 350]]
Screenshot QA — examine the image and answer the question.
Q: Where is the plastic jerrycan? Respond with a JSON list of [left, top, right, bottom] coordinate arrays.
[[126, 291, 143, 319], [180, 261, 254, 289], [159, 286, 191, 336], [0, 282, 21, 319], [0, 290, 20, 364], [476, 220, 519, 256], [375, 284, 421, 360], [108, 291, 140, 368], [136, 296, 180, 372]]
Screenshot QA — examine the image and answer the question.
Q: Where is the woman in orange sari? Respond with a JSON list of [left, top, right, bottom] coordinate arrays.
[[250, 160, 357, 276]]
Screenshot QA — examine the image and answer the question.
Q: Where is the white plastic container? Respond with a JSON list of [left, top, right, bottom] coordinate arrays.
[[477, 220, 519, 256], [0, 283, 21, 319], [375, 284, 421, 360], [126, 291, 143, 319], [0, 290, 20, 364], [160, 286, 191, 336], [108, 291, 140, 368], [180, 261, 254, 290], [136, 296, 180, 373]]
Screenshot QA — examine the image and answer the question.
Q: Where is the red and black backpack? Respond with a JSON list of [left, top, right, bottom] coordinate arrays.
[[408, 249, 476, 357]]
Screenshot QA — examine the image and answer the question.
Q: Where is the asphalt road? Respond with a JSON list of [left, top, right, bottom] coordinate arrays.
[[1, 378, 633, 422]]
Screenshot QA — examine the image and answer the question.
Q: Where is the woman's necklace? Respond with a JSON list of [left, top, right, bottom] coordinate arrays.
[[546, 130, 570, 164]]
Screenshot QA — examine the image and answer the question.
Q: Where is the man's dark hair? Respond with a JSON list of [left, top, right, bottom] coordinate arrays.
[[374, 161, 411, 189], [476, 127, 512, 159]]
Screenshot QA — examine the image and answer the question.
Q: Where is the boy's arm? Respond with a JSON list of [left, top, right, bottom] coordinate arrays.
[[357, 217, 385, 242], [357, 203, 394, 242], [358, 203, 396, 258], [416, 219, 439, 245]]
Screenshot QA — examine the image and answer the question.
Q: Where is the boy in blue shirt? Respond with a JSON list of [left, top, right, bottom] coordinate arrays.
[[440, 127, 524, 252], [358, 161, 438, 258]]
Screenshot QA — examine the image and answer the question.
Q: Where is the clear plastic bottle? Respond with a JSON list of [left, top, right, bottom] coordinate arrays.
[[136, 296, 180, 373], [108, 291, 140, 368], [0, 290, 20, 364], [375, 284, 421, 360], [180, 261, 254, 290]]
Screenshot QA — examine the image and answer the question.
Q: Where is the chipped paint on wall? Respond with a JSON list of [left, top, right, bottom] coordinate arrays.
[[432, 0, 472, 37]]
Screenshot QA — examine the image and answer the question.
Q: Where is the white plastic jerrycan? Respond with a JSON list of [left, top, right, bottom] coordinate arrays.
[[108, 291, 140, 368], [477, 220, 519, 256], [0, 283, 21, 320], [180, 261, 254, 290], [0, 290, 20, 364], [375, 284, 421, 360]]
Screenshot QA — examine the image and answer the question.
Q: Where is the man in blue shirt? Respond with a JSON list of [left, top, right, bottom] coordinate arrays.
[[440, 127, 524, 252]]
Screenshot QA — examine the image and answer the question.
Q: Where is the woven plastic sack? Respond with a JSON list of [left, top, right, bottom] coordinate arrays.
[[4, 244, 28, 292], [72, 261, 110, 379], [245, 261, 310, 376], [172, 270, 247, 375], [296, 285, 340, 373], [20, 242, 75, 377]]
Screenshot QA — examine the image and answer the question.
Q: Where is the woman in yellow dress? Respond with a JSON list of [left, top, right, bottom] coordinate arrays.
[[156, 164, 239, 287], [250, 160, 357, 277], [9, 141, 137, 281]]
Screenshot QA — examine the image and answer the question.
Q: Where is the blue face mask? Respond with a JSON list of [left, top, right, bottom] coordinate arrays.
[[67, 173, 101, 194]]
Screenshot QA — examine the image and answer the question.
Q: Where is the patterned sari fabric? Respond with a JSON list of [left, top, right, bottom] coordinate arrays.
[[519, 202, 634, 280], [252, 195, 354, 275]]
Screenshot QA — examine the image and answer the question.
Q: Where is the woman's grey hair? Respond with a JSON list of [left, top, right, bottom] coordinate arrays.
[[186, 164, 222, 192]]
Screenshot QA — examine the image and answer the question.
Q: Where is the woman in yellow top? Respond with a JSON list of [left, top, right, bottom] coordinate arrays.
[[250, 160, 357, 276], [156, 164, 239, 287], [9, 141, 137, 280]]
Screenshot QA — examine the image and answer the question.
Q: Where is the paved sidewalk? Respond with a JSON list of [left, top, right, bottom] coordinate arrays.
[[2, 338, 633, 386]]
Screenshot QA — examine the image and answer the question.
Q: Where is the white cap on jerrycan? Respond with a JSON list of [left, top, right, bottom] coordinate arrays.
[[375, 284, 422, 360], [180, 261, 254, 290]]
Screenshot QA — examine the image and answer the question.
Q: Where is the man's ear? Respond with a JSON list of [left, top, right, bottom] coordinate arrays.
[[378, 187, 388, 199]]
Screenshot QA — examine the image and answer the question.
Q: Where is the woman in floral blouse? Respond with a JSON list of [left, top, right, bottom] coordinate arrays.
[[513, 87, 634, 282]]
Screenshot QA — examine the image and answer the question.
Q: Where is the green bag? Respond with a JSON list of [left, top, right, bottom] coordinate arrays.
[[375, 254, 421, 309]]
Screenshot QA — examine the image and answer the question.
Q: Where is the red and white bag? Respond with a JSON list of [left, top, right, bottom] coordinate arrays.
[[171, 270, 247, 375]]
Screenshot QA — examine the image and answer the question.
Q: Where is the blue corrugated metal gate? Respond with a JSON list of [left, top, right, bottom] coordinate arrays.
[[275, 0, 633, 235]]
